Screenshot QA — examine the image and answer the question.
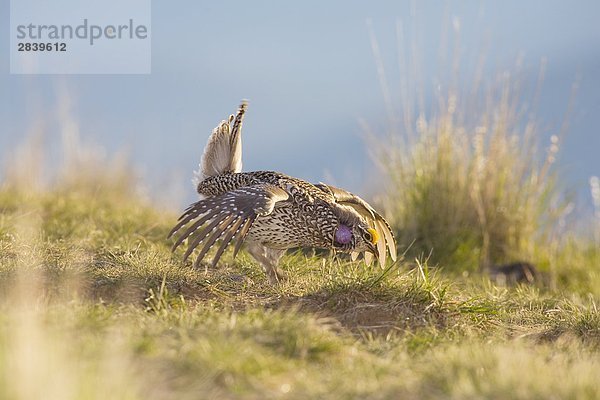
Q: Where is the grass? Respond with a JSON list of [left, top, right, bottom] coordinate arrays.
[[368, 76, 567, 273], [0, 177, 599, 399], [364, 21, 576, 273]]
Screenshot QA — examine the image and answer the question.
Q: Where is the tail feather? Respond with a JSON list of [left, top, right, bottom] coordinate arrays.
[[195, 101, 247, 184]]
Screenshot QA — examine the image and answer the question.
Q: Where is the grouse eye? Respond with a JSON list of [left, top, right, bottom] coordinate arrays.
[[366, 228, 379, 245]]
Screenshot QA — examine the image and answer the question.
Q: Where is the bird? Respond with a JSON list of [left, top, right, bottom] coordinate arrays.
[[168, 101, 397, 283], [488, 261, 539, 285]]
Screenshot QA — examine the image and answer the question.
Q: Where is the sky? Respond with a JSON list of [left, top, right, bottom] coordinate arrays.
[[1, 0, 599, 210]]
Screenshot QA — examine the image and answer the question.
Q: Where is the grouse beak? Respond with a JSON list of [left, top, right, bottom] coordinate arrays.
[[367, 241, 379, 260]]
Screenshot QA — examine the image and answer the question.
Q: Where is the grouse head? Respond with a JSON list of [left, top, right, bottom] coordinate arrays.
[[331, 205, 378, 255]]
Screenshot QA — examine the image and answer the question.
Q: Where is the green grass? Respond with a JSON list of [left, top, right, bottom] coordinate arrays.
[[363, 25, 577, 274], [369, 78, 566, 272], [0, 181, 599, 399]]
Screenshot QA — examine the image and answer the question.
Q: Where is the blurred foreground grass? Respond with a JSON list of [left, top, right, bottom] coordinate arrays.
[[0, 175, 599, 399]]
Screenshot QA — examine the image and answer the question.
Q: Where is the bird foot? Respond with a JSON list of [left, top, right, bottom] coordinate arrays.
[[265, 266, 287, 284]]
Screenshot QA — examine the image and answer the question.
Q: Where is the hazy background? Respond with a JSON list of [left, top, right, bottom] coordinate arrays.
[[1, 0, 599, 209]]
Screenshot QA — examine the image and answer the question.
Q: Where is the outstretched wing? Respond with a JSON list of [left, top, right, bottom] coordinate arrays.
[[168, 184, 289, 268], [315, 183, 397, 266]]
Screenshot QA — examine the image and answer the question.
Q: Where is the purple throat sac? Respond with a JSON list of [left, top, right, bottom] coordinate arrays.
[[335, 224, 353, 244]]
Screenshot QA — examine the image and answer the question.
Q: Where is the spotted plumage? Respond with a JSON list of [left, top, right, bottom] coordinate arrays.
[[169, 101, 397, 282]]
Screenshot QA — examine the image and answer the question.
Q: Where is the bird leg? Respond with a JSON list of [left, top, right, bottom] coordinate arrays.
[[246, 243, 287, 283]]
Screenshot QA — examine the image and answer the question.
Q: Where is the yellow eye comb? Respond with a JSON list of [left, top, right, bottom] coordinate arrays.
[[367, 228, 379, 245]]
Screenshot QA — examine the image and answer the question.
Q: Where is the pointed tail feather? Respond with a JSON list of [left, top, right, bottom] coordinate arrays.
[[196, 100, 247, 183]]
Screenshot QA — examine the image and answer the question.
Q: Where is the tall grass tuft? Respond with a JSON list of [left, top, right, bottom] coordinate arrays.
[[365, 22, 569, 272], [590, 176, 600, 247]]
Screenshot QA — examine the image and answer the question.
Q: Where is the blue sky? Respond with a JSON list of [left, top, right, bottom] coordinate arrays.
[[1, 1, 599, 209]]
